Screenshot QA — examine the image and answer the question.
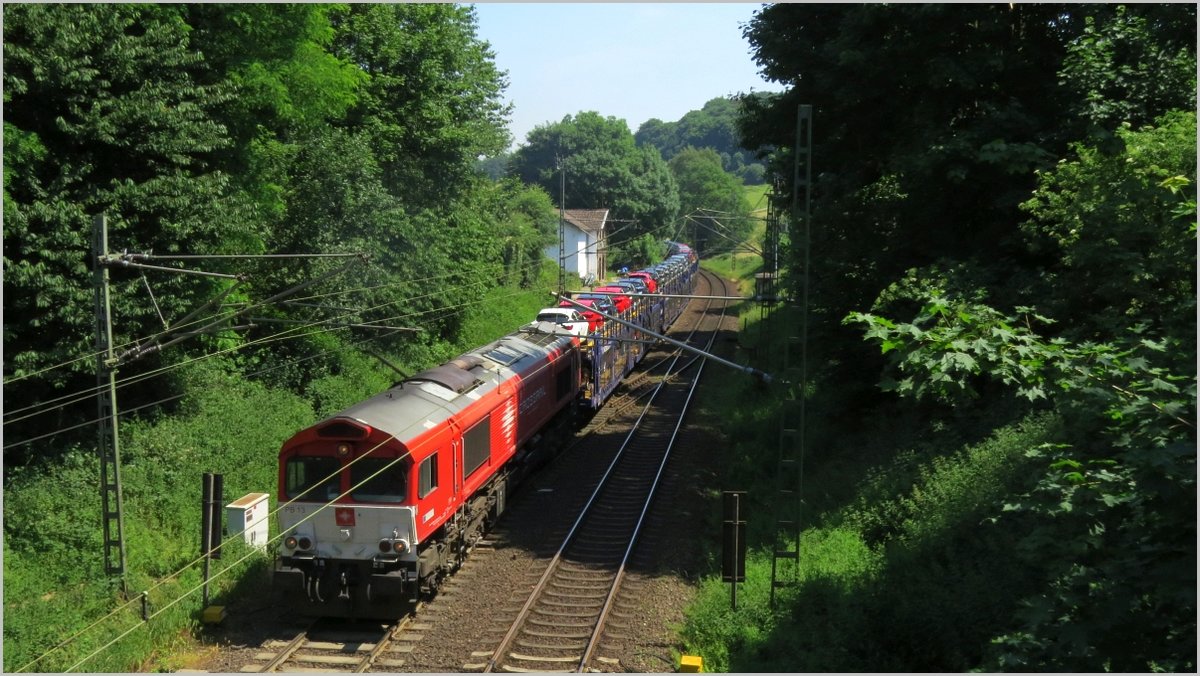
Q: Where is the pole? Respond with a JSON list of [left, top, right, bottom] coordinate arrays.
[[201, 473, 213, 608], [93, 213, 128, 595], [558, 156, 567, 296]]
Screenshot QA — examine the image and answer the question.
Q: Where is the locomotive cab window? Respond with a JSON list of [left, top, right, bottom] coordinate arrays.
[[350, 457, 407, 503], [285, 455, 341, 501], [419, 453, 438, 498]]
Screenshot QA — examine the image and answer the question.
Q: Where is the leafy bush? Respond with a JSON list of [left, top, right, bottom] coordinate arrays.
[[846, 294, 1195, 670]]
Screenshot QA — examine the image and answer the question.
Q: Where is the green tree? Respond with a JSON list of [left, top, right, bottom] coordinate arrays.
[[846, 292, 1195, 671], [1059, 5, 1196, 137], [2, 4, 255, 461], [331, 3, 511, 207], [669, 147, 752, 254], [510, 111, 680, 248], [735, 3, 1195, 669], [174, 3, 367, 222], [485, 180, 558, 287], [841, 112, 1195, 676], [178, 4, 366, 147], [635, 97, 767, 183], [737, 2, 1196, 388], [1019, 111, 1196, 349]]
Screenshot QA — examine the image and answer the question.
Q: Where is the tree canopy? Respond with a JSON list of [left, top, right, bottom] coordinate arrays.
[[637, 96, 767, 184], [739, 3, 1195, 670], [669, 147, 753, 254], [739, 3, 1195, 320], [508, 111, 681, 250], [2, 3, 553, 465]]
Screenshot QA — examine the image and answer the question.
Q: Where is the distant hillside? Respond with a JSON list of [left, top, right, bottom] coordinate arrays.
[[635, 96, 767, 185]]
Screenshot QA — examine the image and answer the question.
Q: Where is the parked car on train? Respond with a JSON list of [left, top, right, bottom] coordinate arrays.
[[612, 277, 648, 296], [531, 308, 590, 336], [571, 293, 616, 316], [625, 271, 657, 293], [558, 298, 608, 331], [590, 286, 632, 314]]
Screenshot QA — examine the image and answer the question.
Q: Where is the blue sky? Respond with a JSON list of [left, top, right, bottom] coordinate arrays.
[[471, 3, 783, 149]]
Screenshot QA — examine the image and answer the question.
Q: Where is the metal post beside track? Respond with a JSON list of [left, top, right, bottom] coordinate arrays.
[[770, 103, 813, 608], [92, 213, 129, 595]]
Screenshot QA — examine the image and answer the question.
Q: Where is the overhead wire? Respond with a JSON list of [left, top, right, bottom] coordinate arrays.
[[2, 250, 530, 389], [4, 255, 549, 427], [3, 258, 553, 451], [2, 325, 416, 453]]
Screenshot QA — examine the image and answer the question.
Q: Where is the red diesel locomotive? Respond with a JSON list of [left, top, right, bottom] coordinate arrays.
[[274, 325, 581, 614], [273, 246, 698, 616]]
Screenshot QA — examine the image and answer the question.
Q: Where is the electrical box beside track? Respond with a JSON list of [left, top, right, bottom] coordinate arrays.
[[226, 492, 270, 549]]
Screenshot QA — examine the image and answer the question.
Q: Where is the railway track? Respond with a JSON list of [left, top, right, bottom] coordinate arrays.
[[241, 614, 420, 673], [469, 270, 733, 673], [228, 270, 737, 674]]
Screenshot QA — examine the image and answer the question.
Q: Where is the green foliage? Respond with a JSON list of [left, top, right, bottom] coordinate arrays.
[[681, 405, 1059, 672], [670, 147, 753, 254], [739, 4, 1196, 334], [483, 180, 560, 287], [180, 4, 366, 140], [331, 3, 510, 205], [635, 97, 767, 184], [2, 2, 260, 460], [2, 3, 536, 670], [509, 111, 681, 248], [1020, 111, 1196, 348], [455, 260, 560, 348], [713, 3, 1196, 671], [608, 233, 666, 271], [1059, 6, 1197, 135], [845, 292, 1195, 670]]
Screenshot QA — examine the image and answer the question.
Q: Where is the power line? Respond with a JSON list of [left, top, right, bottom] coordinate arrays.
[[4, 263, 551, 449], [2, 251, 515, 388], [5, 257, 550, 425]]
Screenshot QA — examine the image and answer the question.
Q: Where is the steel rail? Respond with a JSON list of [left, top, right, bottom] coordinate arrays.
[[483, 271, 724, 673], [353, 614, 416, 673], [258, 627, 310, 672], [577, 282, 725, 671]]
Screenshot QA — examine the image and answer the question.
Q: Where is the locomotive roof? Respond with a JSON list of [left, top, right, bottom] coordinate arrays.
[[319, 327, 573, 444]]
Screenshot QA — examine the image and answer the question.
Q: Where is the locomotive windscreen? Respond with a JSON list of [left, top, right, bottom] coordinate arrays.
[[285, 456, 341, 501], [349, 457, 408, 503]]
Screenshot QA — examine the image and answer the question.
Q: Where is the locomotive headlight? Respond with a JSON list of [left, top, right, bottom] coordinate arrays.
[[336, 442, 353, 457], [285, 536, 298, 550], [379, 538, 409, 554], [297, 536, 313, 551]]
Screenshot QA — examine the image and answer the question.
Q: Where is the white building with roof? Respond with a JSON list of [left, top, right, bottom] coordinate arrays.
[[547, 208, 608, 284]]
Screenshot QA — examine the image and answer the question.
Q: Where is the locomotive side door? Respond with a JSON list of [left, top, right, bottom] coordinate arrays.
[[447, 418, 462, 498]]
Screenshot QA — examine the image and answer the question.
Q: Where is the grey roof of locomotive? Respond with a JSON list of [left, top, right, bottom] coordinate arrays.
[[319, 326, 574, 444]]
